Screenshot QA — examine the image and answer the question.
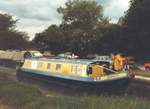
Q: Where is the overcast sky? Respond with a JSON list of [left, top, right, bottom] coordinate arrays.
[[0, 0, 130, 39]]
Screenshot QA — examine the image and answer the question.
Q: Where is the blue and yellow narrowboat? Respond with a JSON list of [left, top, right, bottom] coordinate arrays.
[[16, 57, 134, 92]]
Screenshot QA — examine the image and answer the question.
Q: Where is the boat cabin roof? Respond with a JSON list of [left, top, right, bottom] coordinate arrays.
[[27, 57, 96, 65]]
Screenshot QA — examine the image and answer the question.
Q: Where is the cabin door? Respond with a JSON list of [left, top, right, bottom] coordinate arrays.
[[92, 65, 104, 77]]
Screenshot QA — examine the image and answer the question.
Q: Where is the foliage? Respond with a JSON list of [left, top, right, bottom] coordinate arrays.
[[122, 0, 150, 60], [33, 0, 109, 56], [57, 0, 105, 30], [33, 25, 66, 52], [0, 13, 30, 50], [33, 0, 150, 60], [0, 13, 16, 31]]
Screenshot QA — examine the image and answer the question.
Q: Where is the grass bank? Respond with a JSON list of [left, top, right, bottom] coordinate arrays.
[[134, 69, 150, 77], [0, 80, 150, 109]]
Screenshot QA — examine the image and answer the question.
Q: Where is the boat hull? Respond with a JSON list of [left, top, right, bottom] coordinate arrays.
[[16, 68, 130, 94]]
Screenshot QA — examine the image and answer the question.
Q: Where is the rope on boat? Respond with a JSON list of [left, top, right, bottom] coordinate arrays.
[[102, 66, 119, 74]]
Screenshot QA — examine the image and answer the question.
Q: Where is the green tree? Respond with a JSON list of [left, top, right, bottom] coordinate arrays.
[[34, 25, 66, 52], [0, 13, 30, 50], [123, 0, 150, 60], [58, 0, 109, 56], [57, 0, 105, 30], [33, 0, 110, 56], [0, 14, 16, 31]]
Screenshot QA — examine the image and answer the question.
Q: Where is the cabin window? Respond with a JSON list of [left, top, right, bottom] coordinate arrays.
[[72, 66, 76, 73], [47, 63, 51, 70], [71, 66, 81, 74], [31, 61, 38, 69], [37, 62, 43, 68], [77, 66, 81, 72], [56, 64, 61, 71]]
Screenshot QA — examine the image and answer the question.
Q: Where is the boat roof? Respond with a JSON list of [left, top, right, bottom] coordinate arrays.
[[27, 57, 95, 65]]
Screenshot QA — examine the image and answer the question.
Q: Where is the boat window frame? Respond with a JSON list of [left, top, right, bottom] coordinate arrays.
[[47, 63, 51, 70], [37, 62, 43, 68], [56, 64, 61, 71], [71, 65, 82, 74], [76, 66, 81, 72]]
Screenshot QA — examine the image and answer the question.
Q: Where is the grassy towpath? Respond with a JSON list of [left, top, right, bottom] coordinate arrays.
[[134, 69, 150, 77], [0, 66, 150, 109], [0, 80, 150, 109]]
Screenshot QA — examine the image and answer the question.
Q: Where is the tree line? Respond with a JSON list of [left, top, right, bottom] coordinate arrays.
[[0, 0, 150, 60], [0, 14, 32, 50], [33, 0, 150, 60]]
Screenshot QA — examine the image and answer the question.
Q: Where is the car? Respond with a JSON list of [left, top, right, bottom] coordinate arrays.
[[86, 54, 98, 59], [92, 55, 113, 69], [126, 56, 135, 65], [144, 63, 150, 71], [23, 51, 43, 59], [43, 51, 55, 57], [93, 55, 112, 63], [57, 52, 79, 59]]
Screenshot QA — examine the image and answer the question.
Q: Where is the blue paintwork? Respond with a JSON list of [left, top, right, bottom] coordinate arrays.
[[17, 68, 130, 93], [19, 68, 129, 83]]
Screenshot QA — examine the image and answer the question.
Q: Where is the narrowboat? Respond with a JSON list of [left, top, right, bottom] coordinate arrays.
[[16, 57, 134, 92]]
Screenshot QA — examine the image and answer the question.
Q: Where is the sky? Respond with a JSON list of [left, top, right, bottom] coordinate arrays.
[[0, 0, 130, 39]]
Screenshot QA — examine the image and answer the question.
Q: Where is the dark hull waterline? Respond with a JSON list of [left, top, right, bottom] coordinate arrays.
[[17, 68, 130, 94]]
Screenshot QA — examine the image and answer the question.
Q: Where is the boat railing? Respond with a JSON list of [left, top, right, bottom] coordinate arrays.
[[102, 66, 119, 74], [95, 65, 121, 75]]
